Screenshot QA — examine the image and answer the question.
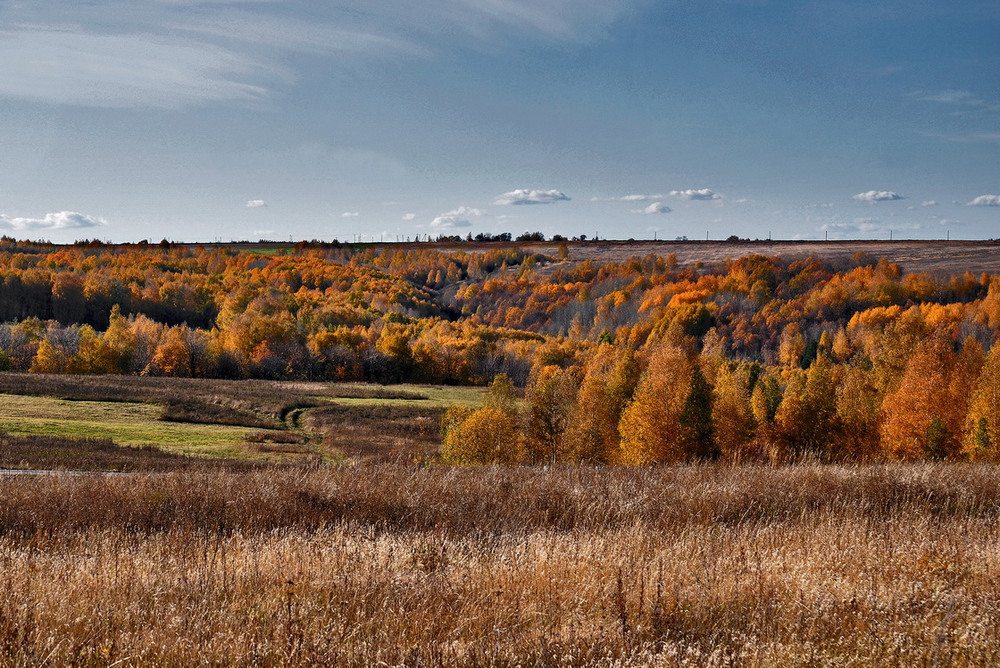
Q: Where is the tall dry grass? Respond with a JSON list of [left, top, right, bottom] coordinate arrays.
[[1, 464, 999, 665]]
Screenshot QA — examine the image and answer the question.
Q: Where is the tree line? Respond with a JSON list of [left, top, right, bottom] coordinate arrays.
[[0, 238, 999, 460]]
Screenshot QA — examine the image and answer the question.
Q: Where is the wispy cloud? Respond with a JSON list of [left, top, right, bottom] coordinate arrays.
[[967, 195, 1000, 207], [632, 202, 671, 215], [494, 189, 570, 205], [246, 199, 268, 208], [592, 194, 664, 202], [0, 211, 107, 230], [921, 200, 938, 207], [913, 89, 984, 105], [853, 190, 904, 202], [0, 1, 639, 108], [402, 213, 416, 221], [0, 30, 288, 108], [341, 211, 360, 218], [669, 188, 721, 201], [820, 217, 918, 238]]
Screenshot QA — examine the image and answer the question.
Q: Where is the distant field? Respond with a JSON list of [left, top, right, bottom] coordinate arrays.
[[0, 394, 260, 459], [528, 239, 1000, 274], [196, 238, 1000, 274]]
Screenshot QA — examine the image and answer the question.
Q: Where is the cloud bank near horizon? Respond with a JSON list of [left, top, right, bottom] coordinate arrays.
[[0, 211, 107, 231]]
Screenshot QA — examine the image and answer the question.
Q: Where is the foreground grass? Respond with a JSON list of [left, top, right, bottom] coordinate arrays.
[[0, 463, 998, 665]]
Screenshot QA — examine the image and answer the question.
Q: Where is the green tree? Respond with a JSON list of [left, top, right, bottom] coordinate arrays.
[[522, 365, 577, 463], [678, 366, 717, 459]]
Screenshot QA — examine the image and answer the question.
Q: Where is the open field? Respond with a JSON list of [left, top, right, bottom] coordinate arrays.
[[182, 238, 1000, 274], [0, 373, 476, 467], [0, 393, 264, 459], [0, 464, 997, 665], [527, 239, 1000, 274]]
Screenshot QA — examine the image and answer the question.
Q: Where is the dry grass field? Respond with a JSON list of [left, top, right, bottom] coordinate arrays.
[[554, 239, 1000, 274], [0, 464, 998, 665]]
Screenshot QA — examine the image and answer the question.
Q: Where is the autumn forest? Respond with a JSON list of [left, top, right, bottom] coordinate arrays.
[[1, 236, 998, 465]]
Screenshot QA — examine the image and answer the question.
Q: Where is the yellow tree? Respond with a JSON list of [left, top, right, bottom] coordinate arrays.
[[440, 374, 520, 465], [963, 343, 1000, 460], [102, 304, 134, 373], [29, 338, 69, 374], [713, 361, 759, 461], [774, 357, 839, 460], [440, 406, 519, 465], [834, 364, 883, 460], [563, 345, 639, 463], [778, 323, 806, 368], [618, 345, 692, 464], [69, 325, 119, 374]]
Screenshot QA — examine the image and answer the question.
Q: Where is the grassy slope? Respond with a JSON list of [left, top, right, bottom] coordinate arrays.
[[0, 394, 259, 458], [0, 375, 482, 464], [325, 383, 484, 408]]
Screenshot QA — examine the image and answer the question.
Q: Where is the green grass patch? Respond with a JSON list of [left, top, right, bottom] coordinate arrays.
[[326, 383, 485, 408], [0, 394, 261, 459]]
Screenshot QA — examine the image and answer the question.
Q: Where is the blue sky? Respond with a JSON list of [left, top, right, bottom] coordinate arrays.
[[1, 0, 998, 243]]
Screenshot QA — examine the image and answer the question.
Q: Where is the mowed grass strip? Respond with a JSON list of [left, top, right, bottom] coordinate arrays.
[[326, 383, 485, 408], [0, 394, 259, 459]]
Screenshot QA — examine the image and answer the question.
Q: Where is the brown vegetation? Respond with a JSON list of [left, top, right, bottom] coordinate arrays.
[[0, 464, 997, 664], [0, 433, 264, 472]]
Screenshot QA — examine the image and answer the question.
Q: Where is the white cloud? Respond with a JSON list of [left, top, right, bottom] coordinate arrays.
[[246, 199, 267, 208], [402, 213, 416, 221], [0, 211, 107, 231], [853, 190, 904, 202], [341, 211, 360, 218], [921, 200, 938, 207], [494, 189, 570, 205], [252, 229, 275, 237], [632, 202, 672, 215], [967, 195, 1000, 207], [669, 188, 721, 201], [430, 205, 485, 230]]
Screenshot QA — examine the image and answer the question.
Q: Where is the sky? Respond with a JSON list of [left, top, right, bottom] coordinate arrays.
[[0, 0, 998, 243]]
